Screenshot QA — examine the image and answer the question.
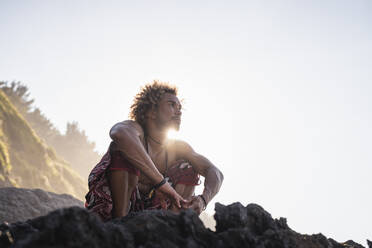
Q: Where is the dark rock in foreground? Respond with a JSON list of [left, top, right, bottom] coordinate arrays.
[[1, 202, 369, 248], [0, 187, 83, 223]]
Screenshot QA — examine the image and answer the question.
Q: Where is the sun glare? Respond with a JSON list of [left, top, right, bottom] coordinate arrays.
[[167, 129, 181, 140]]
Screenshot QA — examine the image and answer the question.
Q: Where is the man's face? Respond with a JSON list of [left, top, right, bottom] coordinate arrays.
[[153, 93, 182, 131]]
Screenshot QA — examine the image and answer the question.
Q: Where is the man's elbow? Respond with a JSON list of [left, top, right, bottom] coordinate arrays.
[[110, 124, 138, 145], [109, 127, 121, 141], [109, 124, 128, 142], [218, 169, 224, 184], [209, 166, 224, 184]]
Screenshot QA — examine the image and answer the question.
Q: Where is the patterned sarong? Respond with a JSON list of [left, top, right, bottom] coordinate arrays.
[[85, 144, 200, 221]]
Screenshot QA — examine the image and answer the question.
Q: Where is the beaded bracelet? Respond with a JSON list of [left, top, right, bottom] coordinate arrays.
[[153, 178, 167, 190], [148, 178, 168, 199]]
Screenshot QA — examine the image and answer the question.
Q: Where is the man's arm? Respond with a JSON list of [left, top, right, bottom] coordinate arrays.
[[176, 140, 224, 213], [109, 120, 186, 208], [110, 120, 164, 183]]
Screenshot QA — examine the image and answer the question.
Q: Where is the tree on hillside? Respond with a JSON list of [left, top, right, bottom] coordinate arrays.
[[0, 81, 62, 144], [52, 122, 100, 179], [27, 108, 59, 143], [0, 81, 34, 114], [0, 81, 101, 179]]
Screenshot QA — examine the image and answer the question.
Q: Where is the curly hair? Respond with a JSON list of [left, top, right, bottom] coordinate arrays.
[[129, 80, 178, 128]]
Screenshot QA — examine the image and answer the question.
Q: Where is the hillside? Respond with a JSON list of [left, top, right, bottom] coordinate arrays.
[[0, 81, 101, 181], [0, 89, 87, 200]]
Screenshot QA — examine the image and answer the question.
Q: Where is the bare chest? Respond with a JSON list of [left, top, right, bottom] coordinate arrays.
[[138, 148, 178, 184]]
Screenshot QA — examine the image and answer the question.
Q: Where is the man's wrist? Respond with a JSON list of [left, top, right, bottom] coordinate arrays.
[[153, 178, 167, 190]]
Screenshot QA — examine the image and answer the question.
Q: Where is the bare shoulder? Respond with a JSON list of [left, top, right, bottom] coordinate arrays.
[[171, 139, 195, 157], [122, 120, 144, 134], [110, 120, 144, 137]]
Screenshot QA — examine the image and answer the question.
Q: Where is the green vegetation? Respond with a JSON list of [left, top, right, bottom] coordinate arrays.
[[0, 87, 87, 199], [0, 81, 101, 180], [0, 131, 11, 185]]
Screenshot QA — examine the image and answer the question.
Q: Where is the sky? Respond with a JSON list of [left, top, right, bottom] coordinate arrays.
[[1, 0, 371, 245]]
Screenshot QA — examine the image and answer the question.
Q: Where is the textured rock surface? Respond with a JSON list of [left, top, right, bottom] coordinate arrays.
[[0, 201, 369, 248], [0, 187, 83, 223]]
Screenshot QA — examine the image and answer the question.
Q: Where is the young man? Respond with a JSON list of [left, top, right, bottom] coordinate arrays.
[[85, 81, 223, 221]]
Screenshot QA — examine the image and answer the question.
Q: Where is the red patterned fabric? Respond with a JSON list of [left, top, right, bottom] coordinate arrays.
[[129, 160, 200, 212], [109, 150, 140, 176], [85, 147, 113, 221], [167, 161, 201, 186], [85, 143, 200, 221]]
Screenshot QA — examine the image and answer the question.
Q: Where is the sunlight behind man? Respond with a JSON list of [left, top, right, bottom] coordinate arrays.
[[167, 129, 182, 140]]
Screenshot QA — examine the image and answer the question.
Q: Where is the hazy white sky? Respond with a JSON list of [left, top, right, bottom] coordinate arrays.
[[1, 0, 371, 245]]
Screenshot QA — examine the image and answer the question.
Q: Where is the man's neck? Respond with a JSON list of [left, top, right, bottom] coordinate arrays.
[[146, 127, 168, 148]]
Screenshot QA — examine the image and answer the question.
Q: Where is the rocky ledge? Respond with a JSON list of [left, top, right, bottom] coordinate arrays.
[[0, 201, 370, 248], [0, 187, 83, 224]]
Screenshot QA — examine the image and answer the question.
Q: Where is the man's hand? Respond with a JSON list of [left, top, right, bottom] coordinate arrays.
[[158, 182, 188, 209], [184, 195, 206, 215], [153, 190, 169, 209]]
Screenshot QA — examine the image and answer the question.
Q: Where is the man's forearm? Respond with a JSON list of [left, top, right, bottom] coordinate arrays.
[[201, 166, 224, 205], [111, 126, 164, 184]]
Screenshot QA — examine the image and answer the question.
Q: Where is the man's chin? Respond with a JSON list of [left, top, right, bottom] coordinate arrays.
[[171, 125, 180, 131], [169, 122, 181, 131]]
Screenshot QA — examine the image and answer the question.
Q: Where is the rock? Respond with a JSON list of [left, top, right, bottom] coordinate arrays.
[[0, 187, 83, 223], [0, 200, 367, 248]]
